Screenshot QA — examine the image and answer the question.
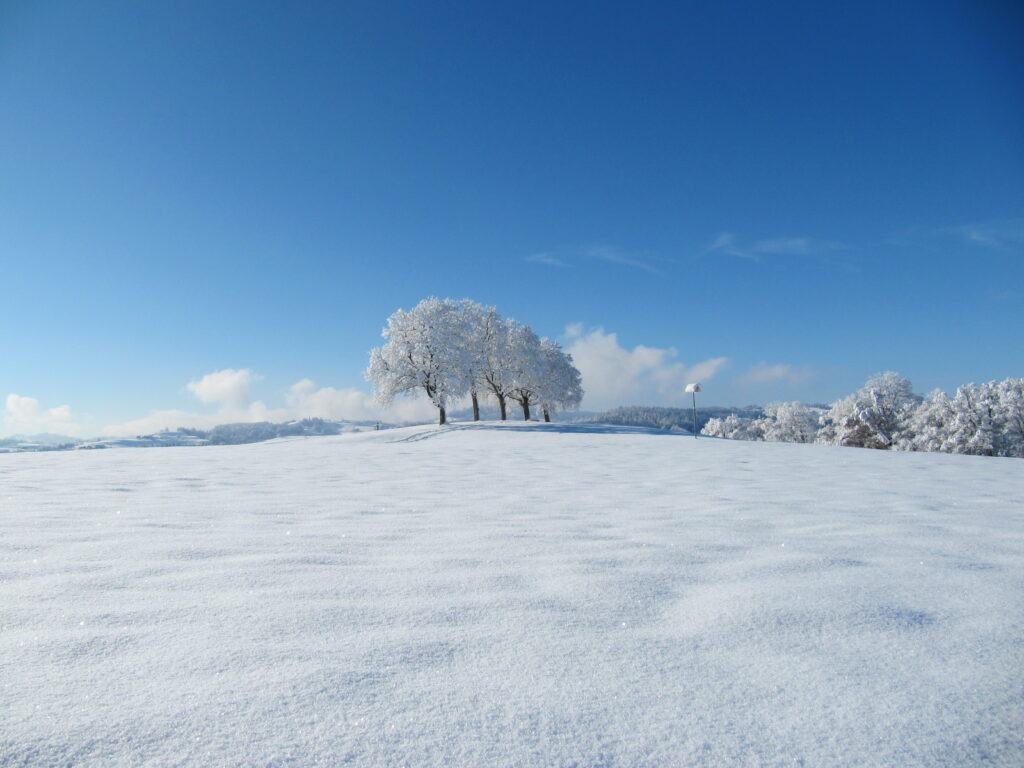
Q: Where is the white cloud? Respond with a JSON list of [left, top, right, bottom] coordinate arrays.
[[3, 394, 84, 437], [186, 369, 261, 408], [282, 379, 438, 423], [564, 325, 727, 410], [103, 370, 439, 436], [587, 245, 662, 274], [735, 362, 814, 388]]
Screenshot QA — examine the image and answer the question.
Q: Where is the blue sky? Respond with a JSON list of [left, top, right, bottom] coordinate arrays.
[[1, 1, 1022, 435]]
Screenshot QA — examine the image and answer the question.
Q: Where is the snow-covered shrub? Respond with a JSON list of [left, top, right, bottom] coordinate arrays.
[[702, 413, 766, 440], [700, 417, 727, 438], [702, 402, 821, 443]]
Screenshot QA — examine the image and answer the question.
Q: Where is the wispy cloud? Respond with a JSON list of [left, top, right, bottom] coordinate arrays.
[[524, 245, 666, 273], [945, 220, 1024, 249], [887, 219, 1024, 251], [707, 233, 748, 259], [525, 253, 567, 267], [707, 233, 845, 261], [586, 245, 663, 274]]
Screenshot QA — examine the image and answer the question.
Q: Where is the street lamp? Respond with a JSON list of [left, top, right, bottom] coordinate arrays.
[[685, 382, 701, 438]]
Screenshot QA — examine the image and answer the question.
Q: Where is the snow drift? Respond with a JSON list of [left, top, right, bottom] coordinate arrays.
[[1, 423, 1021, 766]]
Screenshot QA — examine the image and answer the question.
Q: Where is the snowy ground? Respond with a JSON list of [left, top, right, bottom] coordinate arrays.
[[2, 422, 1022, 767]]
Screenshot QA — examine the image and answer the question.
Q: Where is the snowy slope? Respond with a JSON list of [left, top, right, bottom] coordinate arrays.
[[1, 423, 1022, 767]]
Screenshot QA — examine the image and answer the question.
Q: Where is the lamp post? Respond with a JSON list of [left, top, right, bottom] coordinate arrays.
[[685, 382, 701, 438]]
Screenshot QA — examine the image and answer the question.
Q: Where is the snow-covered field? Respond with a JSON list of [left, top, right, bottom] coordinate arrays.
[[2, 423, 1022, 767]]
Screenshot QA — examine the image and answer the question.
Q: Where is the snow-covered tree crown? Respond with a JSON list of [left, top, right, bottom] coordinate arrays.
[[366, 297, 472, 414], [365, 298, 584, 424]]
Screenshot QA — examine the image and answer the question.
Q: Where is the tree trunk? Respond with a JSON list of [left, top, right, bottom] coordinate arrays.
[[522, 401, 531, 420], [471, 391, 480, 421], [543, 407, 551, 423], [497, 394, 507, 421], [438, 406, 446, 425]]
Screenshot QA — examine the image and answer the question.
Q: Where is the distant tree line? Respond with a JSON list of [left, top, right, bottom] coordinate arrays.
[[702, 372, 1024, 458], [175, 418, 351, 445], [590, 405, 764, 433], [366, 298, 583, 425]]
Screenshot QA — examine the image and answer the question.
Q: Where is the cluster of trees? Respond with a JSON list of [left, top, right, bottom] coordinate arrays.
[[702, 372, 1024, 458], [366, 298, 583, 425]]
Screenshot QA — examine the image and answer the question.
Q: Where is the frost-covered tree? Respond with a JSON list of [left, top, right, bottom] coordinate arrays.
[[942, 382, 1000, 457], [995, 378, 1024, 457], [452, 299, 494, 421], [760, 402, 821, 443], [459, 302, 516, 421], [705, 372, 1022, 458], [366, 298, 471, 425], [818, 372, 920, 449], [897, 389, 954, 453], [366, 298, 585, 425], [536, 338, 583, 422], [891, 378, 1023, 458], [506, 321, 545, 420], [816, 394, 860, 445]]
